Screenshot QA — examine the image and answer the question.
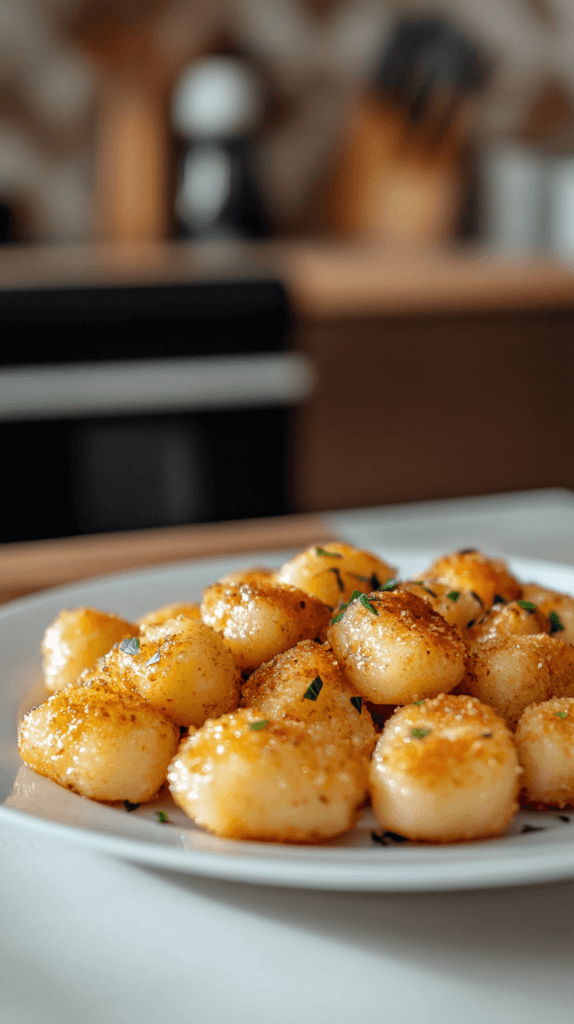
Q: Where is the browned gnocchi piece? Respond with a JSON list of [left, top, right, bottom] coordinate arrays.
[[398, 581, 483, 637], [104, 616, 240, 727], [200, 580, 330, 673], [520, 583, 574, 645], [18, 684, 179, 803], [414, 549, 522, 608], [369, 694, 521, 843], [466, 600, 550, 647], [460, 634, 574, 728], [273, 542, 396, 609], [137, 602, 201, 629], [516, 697, 574, 809], [41, 607, 139, 694], [168, 708, 369, 843], [328, 590, 468, 705], [241, 639, 376, 759]]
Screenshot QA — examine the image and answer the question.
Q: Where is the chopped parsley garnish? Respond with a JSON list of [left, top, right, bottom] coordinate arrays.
[[549, 611, 565, 634], [555, 711, 568, 719], [446, 591, 459, 602], [370, 573, 381, 591], [119, 637, 140, 655], [316, 547, 342, 558], [381, 578, 398, 591], [249, 719, 269, 730], [517, 600, 537, 613], [145, 648, 161, 667], [303, 676, 323, 701], [360, 594, 379, 615], [124, 800, 140, 812], [157, 811, 168, 824], [330, 590, 362, 624], [493, 594, 506, 605], [413, 699, 426, 705], [350, 696, 362, 714], [411, 728, 431, 739]]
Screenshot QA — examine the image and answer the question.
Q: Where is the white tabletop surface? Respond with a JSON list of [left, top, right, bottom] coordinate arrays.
[[4, 488, 574, 1024]]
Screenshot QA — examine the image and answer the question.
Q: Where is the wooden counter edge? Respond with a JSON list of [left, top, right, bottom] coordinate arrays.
[[0, 514, 338, 605]]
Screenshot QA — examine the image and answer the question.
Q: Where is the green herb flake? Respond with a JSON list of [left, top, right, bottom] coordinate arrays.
[[124, 800, 140, 812], [411, 728, 431, 739], [370, 573, 381, 590], [350, 696, 362, 714], [381, 578, 398, 591], [249, 719, 269, 730], [316, 547, 342, 558], [157, 810, 168, 824], [517, 600, 537, 613], [493, 594, 506, 605], [145, 648, 161, 667], [556, 711, 568, 719], [413, 699, 426, 705], [330, 590, 363, 625], [360, 594, 379, 616], [549, 611, 565, 634], [446, 591, 460, 602], [119, 636, 140, 655], [303, 676, 323, 701]]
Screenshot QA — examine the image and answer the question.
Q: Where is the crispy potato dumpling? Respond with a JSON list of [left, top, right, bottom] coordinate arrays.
[[105, 616, 240, 727], [42, 607, 139, 694], [460, 634, 574, 729], [217, 567, 273, 588], [241, 640, 376, 758], [369, 694, 521, 843], [137, 602, 201, 628], [328, 590, 468, 705], [516, 697, 574, 808], [520, 584, 574, 645], [168, 708, 368, 843], [415, 549, 522, 608], [201, 581, 330, 673], [467, 600, 550, 647], [398, 581, 483, 637], [18, 685, 179, 803], [273, 542, 396, 609]]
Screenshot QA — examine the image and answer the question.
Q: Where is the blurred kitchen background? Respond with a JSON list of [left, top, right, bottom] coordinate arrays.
[[2, 0, 574, 543]]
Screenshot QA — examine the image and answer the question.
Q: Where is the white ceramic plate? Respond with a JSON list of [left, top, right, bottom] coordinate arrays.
[[2, 547, 574, 892]]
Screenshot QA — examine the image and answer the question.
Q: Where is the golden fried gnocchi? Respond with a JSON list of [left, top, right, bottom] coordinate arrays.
[[137, 602, 201, 628], [466, 599, 550, 647], [460, 634, 574, 728], [201, 580, 330, 673], [521, 583, 574, 645], [398, 581, 483, 637], [103, 616, 240, 728], [415, 549, 522, 608], [241, 640, 376, 758], [516, 697, 574, 809], [273, 542, 396, 609], [369, 694, 521, 843], [42, 607, 139, 693], [168, 708, 368, 843], [217, 567, 273, 588], [18, 684, 179, 803], [328, 590, 468, 705]]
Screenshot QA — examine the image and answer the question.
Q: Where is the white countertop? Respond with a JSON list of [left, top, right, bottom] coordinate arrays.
[[3, 488, 574, 1024]]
